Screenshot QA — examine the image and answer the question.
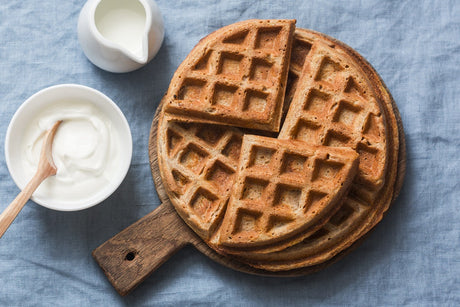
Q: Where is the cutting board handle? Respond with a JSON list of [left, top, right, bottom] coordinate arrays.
[[92, 203, 191, 296]]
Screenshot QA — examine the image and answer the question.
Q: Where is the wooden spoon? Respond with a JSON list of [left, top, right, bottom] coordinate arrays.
[[0, 120, 62, 238]]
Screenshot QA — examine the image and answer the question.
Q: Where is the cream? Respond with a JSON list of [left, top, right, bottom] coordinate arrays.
[[21, 100, 120, 202], [95, 0, 147, 59]]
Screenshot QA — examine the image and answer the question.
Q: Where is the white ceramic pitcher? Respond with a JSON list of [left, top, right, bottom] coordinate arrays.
[[78, 0, 164, 73]]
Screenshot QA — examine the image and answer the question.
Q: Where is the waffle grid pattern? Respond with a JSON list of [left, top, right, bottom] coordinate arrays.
[[218, 135, 357, 249], [165, 21, 294, 131], [280, 44, 386, 189], [163, 119, 244, 239]]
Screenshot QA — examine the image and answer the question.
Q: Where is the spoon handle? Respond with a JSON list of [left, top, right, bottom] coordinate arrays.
[[0, 171, 50, 238]]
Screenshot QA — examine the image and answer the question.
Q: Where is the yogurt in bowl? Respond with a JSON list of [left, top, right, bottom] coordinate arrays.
[[5, 84, 132, 211]]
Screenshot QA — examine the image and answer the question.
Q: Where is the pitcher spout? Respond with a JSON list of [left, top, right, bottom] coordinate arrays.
[[126, 33, 150, 65]]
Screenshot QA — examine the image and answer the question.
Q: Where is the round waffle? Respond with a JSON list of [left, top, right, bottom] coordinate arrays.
[[157, 22, 404, 271], [235, 29, 401, 270]]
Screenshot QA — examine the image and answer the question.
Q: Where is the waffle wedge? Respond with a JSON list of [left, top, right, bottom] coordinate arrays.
[[214, 134, 358, 253], [164, 19, 296, 132], [157, 112, 244, 240]]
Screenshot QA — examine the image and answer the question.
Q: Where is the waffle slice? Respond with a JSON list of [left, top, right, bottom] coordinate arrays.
[[214, 134, 358, 252], [164, 19, 296, 132], [157, 113, 244, 240]]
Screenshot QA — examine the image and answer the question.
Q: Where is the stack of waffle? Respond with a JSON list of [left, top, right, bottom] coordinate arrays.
[[157, 19, 404, 271]]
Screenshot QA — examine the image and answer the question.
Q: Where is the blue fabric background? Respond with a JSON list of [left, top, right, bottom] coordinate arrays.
[[0, 0, 458, 306]]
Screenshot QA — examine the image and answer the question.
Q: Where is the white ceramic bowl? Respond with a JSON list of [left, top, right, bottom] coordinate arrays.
[[5, 84, 132, 211]]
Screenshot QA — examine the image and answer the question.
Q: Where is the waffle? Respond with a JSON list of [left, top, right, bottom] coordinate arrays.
[[214, 134, 358, 253], [236, 29, 401, 270], [156, 22, 403, 272], [164, 19, 296, 132], [157, 113, 244, 240]]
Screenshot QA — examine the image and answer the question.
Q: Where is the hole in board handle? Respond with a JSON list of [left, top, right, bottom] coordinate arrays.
[[125, 252, 136, 261]]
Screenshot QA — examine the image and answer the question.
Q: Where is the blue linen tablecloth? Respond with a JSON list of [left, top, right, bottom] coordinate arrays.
[[0, 1, 458, 306]]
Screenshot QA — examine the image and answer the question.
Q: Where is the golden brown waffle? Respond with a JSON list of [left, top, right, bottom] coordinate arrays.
[[236, 29, 400, 270], [157, 113, 244, 240], [164, 19, 296, 132], [215, 134, 358, 253], [157, 22, 403, 273], [280, 38, 386, 189]]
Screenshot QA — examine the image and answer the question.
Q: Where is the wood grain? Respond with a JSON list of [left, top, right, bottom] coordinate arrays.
[[92, 202, 192, 296]]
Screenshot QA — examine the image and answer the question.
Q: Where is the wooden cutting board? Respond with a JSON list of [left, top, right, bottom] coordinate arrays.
[[92, 99, 406, 296]]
